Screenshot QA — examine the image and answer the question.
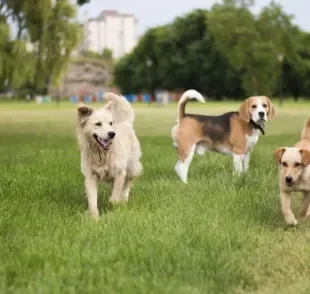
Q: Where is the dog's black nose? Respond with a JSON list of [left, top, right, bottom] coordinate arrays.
[[108, 131, 115, 139], [285, 176, 293, 184], [258, 111, 265, 117]]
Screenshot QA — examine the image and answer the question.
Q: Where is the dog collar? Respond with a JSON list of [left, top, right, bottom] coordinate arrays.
[[249, 120, 265, 135]]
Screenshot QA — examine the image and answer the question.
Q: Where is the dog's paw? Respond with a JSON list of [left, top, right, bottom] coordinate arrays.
[[285, 216, 298, 227], [174, 162, 188, 184], [86, 209, 99, 221], [109, 197, 122, 206], [121, 195, 129, 203]]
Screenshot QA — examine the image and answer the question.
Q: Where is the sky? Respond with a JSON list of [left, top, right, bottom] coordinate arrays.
[[76, 0, 310, 35]]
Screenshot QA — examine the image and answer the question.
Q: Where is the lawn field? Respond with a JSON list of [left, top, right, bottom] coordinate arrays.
[[1, 100, 310, 294]]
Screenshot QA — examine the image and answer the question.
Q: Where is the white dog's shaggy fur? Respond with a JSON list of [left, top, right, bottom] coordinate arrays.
[[76, 92, 143, 219]]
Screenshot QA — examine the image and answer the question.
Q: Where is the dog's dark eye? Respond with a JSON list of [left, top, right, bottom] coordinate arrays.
[[251, 104, 257, 109], [282, 162, 288, 167], [95, 122, 102, 126], [263, 104, 267, 108], [109, 122, 113, 126], [294, 162, 301, 167]]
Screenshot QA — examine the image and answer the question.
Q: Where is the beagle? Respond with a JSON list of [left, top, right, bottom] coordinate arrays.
[[171, 89, 275, 183], [273, 116, 310, 226]]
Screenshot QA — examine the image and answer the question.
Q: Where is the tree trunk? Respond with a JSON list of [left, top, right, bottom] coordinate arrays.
[[34, 32, 45, 95]]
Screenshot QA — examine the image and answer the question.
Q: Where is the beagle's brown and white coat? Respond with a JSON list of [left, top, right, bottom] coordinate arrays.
[[171, 89, 275, 183]]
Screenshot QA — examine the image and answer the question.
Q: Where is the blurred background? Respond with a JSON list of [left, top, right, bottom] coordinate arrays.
[[0, 0, 309, 106]]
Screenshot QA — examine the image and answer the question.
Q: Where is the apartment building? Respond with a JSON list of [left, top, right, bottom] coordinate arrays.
[[80, 10, 137, 59]]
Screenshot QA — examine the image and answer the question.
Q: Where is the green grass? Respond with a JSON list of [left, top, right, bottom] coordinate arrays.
[[1, 100, 310, 294]]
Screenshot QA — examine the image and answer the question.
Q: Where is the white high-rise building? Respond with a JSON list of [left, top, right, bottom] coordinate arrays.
[[80, 10, 137, 59]]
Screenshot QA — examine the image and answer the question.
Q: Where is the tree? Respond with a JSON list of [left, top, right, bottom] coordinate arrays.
[[113, 54, 136, 94], [1, 0, 27, 39], [208, 3, 266, 96], [114, 9, 243, 99], [0, 11, 35, 91], [159, 9, 242, 98], [284, 30, 310, 99], [21, 0, 81, 93], [77, 0, 90, 5], [0, 22, 10, 90], [257, 1, 304, 103], [45, 1, 81, 88], [5, 40, 36, 89], [0, 0, 81, 95], [207, 1, 302, 98], [101, 48, 113, 61], [115, 26, 166, 96]]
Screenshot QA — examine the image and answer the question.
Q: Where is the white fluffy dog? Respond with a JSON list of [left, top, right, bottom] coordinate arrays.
[[76, 92, 143, 219]]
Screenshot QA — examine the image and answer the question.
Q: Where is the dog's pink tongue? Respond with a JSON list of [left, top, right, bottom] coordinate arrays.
[[99, 138, 109, 147]]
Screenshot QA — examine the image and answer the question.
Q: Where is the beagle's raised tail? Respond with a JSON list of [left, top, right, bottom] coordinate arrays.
[[176, 89, 205, 124]]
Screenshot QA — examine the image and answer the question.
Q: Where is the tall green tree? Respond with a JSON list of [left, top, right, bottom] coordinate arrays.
[[22, 0, 80, 93], [0, 22, 11, 89], [115, 26, 166, 96], [207, 0, 302, 97], [6, 40, 36, 89], [45, 1, 81, 88], [0, 11, 34, 90], [113, 53, 136, 94], [114, 9, 243, 99], [283, 30, 310, 99], [0, 0, 80, 94]]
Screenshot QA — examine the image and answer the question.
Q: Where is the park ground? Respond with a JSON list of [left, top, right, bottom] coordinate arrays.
[[1, 99, 310, 294]]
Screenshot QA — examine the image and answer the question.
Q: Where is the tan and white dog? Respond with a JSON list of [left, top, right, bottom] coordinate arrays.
[[171, 89, 275, 183], [273, 116, 310, 226], [76, 92, 143, 219]]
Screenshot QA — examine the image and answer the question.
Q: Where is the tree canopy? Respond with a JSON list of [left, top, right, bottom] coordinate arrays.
[[0, 0, 81, 95], [114, 1, 310, 100]]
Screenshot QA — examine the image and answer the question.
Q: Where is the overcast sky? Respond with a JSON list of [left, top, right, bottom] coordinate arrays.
[[76, 0, 310, 35]]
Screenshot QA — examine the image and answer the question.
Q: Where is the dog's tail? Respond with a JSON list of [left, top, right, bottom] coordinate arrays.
[[176, 89, 205, 124], [103, 92, 135, 124], [301, 115, 310, 141]]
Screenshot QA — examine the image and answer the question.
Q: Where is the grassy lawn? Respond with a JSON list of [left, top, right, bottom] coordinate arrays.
[[1, 100, 310, 293]]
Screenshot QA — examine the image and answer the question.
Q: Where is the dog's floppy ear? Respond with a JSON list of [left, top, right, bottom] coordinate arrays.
[[273, 147, 286, 164], [238, 98, 250, 123], [77, 103, 94, 117], [266, 97, 275, 120], [300, 149, 310, 166]]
